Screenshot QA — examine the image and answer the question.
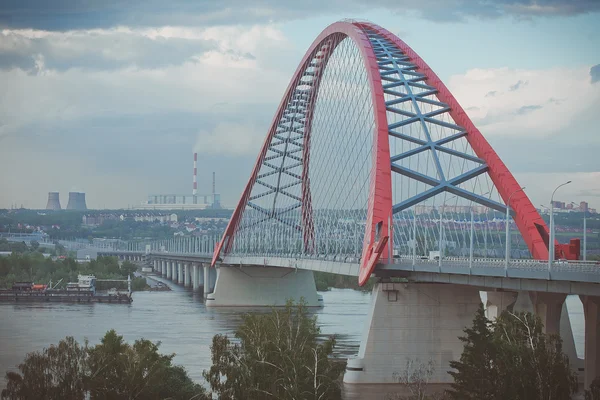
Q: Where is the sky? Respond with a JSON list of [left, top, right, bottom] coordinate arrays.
[[0, 0, 599, 210]]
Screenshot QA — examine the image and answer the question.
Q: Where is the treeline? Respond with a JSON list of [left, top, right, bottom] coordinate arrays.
[[314, 271, 376, 291], [2, 303, 342, 400], [4, 302, 600, 400], [1, 330, 206, 400], [0, 253, 146, 291]]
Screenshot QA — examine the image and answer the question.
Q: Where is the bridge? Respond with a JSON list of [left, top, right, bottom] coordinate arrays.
[[106, 20, 599, 389]]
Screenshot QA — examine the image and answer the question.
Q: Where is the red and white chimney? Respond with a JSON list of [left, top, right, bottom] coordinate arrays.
[[193, 153, 198, 199]]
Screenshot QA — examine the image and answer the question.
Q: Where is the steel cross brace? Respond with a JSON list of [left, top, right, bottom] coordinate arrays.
[[366, 31, 509, 215]]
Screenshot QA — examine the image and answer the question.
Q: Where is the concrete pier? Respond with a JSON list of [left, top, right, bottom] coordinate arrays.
[[166, 261, 172, 279], [530, 292, 566, 335], [344, 282, 481, 385], [177, 263, 183, 284], [485, 290, 517, 320], [206, 266, 321, 307], [184, 263, 191, 287], [581, 295, 600, 389], [192, 264, 199, 291]]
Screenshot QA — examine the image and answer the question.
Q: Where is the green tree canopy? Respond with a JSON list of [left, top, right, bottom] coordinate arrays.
[[1, 330, 207, 400], [447, 306, 578, 400], [203, 301, 345, 400]]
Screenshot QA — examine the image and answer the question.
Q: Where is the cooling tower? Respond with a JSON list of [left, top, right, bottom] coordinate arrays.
[[66, 192, 87, 210], [45, 192, 61, 210]]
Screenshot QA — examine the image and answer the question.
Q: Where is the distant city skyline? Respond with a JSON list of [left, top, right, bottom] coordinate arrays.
[[0, 1, 599, 210]]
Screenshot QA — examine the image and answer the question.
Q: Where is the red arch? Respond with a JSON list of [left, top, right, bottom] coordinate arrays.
[[212, 21, 393, 285], [213, 20, 556, 285], [359, 22, 551, 260]]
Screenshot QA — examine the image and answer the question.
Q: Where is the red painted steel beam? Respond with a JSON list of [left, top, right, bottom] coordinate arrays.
[[360, 22, 551, 260], [212, 22, 394, 283]]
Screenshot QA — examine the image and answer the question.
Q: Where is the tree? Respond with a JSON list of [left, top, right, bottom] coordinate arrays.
[[1, 336, 88, 399], [447, 308, 578, 400], [388, 359, 446, 400], [585, 377, 600, 400], [204, 301, 345, 400], [447, 305, 497, 400], [1, 330, 207, 400], [29, 241, 39, 251], [86, 330, 207, 400]]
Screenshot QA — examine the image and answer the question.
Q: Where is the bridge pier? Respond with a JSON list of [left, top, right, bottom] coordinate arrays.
[[203, 265, 215, 299], [184, 263, 191, 287], [192, 264, 199, 291], [344, 282, 481, 385], [166, 260, 172, 279], [206, 266, 322, 307], [177, 262, 183, 284], [485, 291, 518, 320], [530, 292, 566, 335], [581, 295, 600, 389]]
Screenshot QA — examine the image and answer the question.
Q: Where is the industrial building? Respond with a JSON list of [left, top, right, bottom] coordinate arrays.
[[45, 192, 61, 210], [136, 153, 221, 210], [66, 192, 87, 210]]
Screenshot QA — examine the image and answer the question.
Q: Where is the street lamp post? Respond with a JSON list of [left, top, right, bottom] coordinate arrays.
[[505, 187, 525, 270], [549, 181, 572, 271]]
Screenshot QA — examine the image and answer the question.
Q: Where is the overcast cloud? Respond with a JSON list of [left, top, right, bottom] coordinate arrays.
[[1, 0, 600, 30], [0, 1, 599, 210]]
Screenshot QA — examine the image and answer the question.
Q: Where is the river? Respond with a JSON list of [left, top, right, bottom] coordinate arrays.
[[0, 278, 585, 398]]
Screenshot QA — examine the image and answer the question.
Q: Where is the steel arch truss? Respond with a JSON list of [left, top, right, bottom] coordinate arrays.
[[212, 20, 554, 286], [365, 31, 509, 216]]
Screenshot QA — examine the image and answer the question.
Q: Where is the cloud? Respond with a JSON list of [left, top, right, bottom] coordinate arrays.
[[514, 172, 600, 211], [591, 64, 600, 83], [515, 104, 542, 115], [0, 28, 226, 73], [448, 65, 600, 138], [194, 122, 265, 156], [509, 79, 528, 91], [485, 90, 497, 97], [1, 0, 599, 30], [0, 24, 293, 208]]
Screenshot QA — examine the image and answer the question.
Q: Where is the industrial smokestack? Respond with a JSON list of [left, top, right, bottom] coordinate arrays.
[[212, 171, 215, 197], [46, 192, 61, 210], [78, 192, 87, 210], [66, 192, 87, 210], [193, 152, 197, 204]]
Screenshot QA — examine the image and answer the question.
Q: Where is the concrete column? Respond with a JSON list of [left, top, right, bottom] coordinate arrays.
[[198, 264, 205, 286], [153, 260, 158, 272], [485, 291, 517, 320], [184, 263, 191, 287], [192, 264, 199, 291], [166, 261, 172, 279], [344, 283, 481, 384], [206, 266, 322, 307], [178, 263, 183, 284], [530, 292, 567, 335], [581, 295, 600, 390], [203, 265, 210, 298], [512, 291, 534, 313]]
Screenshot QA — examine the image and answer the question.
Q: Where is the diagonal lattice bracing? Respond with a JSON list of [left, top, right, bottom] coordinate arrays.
[[365, 30, 509, 219], [213, 21, 558, 286]]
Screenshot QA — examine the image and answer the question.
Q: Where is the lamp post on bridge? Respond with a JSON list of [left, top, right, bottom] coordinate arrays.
[[505, 187, 525, 271], [549, 181, 572, 272]]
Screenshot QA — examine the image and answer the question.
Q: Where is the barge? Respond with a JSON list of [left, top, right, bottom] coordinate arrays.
[[0, 275, 132, 303]]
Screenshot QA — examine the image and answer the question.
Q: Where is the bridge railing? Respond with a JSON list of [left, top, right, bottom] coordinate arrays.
[[391, 255, 600, 274]]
